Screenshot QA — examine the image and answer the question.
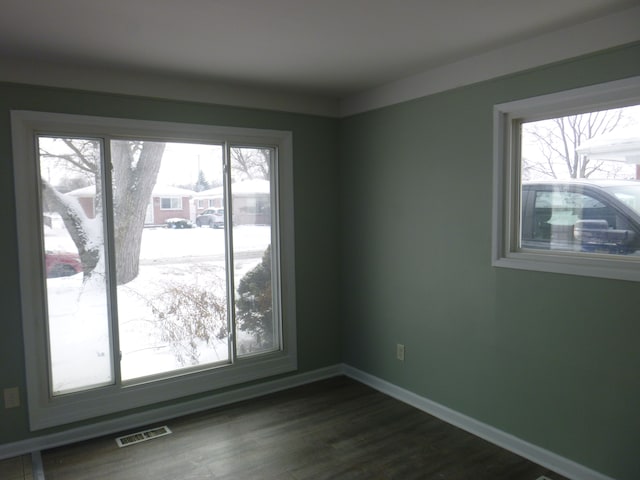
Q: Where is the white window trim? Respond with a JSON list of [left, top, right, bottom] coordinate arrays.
[[11, 110, 297, 430], [492, 76, 640, 282]]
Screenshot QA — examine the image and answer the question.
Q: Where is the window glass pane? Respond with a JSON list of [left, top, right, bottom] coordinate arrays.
[[520, 104, 640, 256], [37, 136, 113, 395], [230, 147, 278, 356], [110, 141, 230, 381], [160, 197, 182, 210]]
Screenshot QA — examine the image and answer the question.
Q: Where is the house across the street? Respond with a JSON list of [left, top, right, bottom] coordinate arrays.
[[65, 184, 195, 226], [194, 179, 271, 225], [66, 180, 271, 226]]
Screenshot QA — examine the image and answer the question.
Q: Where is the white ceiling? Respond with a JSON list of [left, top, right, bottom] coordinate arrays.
[[1, 0, 639, 114]]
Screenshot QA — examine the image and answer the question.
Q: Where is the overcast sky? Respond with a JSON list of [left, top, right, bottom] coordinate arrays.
[[156, 142, 224, 187]]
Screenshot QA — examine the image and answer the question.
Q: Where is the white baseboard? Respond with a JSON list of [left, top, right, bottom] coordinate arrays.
[[0, 364, 342, 461], [0, 363, 615, 480], [342, 364, 614, 480]]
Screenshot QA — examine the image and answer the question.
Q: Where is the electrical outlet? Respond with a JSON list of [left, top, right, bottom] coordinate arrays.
[[396, 343, 405, 361], [4, 387, 20, 408]]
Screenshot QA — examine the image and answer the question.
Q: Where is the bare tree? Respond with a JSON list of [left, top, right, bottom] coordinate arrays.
[[230, 147, 270, 181], [40, 139, 165, 284], [39, 138, 99, 181], [522, 109, 626, 180]]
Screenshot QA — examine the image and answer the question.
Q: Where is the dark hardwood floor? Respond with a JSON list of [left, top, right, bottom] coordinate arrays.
[[42, 376, 569, 479]]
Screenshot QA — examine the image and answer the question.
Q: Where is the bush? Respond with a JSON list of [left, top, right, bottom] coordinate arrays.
[[236, 245, 274, 351], [150, 281, 228, 366]]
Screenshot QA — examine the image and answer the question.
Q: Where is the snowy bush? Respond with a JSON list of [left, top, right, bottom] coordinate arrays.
[[150, 282, 228, 366]]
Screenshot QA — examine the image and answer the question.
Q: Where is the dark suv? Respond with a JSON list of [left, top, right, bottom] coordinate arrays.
[[521, 180, 640, 255]]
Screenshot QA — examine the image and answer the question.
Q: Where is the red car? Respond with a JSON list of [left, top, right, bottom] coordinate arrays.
[[45, 251, 82, 278]]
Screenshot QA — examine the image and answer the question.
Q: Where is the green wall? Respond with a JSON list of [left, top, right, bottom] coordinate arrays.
[[339, 43, 640, 480], [0, 84, 341, 443]]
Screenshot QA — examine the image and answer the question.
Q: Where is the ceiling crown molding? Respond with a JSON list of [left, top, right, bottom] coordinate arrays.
[[339, 5, 640, 117], [0, 57, 340, 117]]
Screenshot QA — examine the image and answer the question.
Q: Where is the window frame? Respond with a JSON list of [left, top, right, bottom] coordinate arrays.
[[492, 76, 640, 282], [11, 110, 297, 430]]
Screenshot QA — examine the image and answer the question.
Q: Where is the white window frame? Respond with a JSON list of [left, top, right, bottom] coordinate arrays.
[[11, 111, 297, 430], [160, 196, 183, 210], [492, 76, 640, 282]]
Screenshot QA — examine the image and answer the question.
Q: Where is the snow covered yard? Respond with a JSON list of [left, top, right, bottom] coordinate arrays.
[[44, 223, 271, 392]]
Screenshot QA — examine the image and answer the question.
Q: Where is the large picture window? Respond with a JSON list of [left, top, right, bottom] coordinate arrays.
[[493, 76, 640, 282], [12, 111, 296, 429]]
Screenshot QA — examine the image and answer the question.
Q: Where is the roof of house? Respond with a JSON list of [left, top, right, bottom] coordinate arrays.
[[194, 180, 270, 198], [66, 184, 196, 197]]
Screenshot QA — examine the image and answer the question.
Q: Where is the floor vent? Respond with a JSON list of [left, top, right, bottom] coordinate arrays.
[[115, 426, 172, 448]]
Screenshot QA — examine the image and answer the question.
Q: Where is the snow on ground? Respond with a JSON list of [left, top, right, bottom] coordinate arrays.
[[45, 223, 271, 393], [139, 224, 271, 260]]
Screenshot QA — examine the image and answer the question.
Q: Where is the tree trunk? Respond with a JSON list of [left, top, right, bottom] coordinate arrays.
[[111, 141, 165, 285], [41, 180, 101, 278], [39, 139, 165, 286]]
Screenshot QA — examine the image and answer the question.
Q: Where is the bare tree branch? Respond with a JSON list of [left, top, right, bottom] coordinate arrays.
[[522, 109, 627, 180], [230, 147, 270, 181]]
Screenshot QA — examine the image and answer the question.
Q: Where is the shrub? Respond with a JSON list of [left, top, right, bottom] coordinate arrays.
[[236, 245, 274, 351], [150, 281, 228, 366]]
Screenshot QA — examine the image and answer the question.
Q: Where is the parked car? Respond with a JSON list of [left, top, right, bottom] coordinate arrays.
[[45, 251, 82, 278], [521, 180, 640, 254], [165, 217, 194, 229], [196, 208, 225, 228]]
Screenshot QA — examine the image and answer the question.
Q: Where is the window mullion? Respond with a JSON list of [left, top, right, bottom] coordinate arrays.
[[101, 136, 122, 387], [511, 118, 524, 253], [34, 135, 58, 400], [269, 147, 283, 348], [223, 143, 237, 362]]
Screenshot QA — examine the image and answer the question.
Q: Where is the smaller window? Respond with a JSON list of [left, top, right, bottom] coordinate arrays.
[[493, 76, 640, 282], [160, 197, 182, 210]]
